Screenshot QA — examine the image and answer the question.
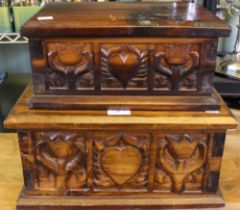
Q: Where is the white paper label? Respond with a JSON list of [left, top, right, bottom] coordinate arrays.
[[107, 109, 131, 116], [37, 16, 54, 21], [205, 110, 220, 114]]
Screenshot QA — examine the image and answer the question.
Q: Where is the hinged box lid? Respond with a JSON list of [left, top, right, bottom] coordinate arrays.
[[21, 2, 231, 38]]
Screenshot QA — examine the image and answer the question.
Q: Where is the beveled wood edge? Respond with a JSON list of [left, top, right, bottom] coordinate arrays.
[[21, 27, 231, 39], [21, 2, 231, 38], [17, 187, 225, 209], [4, 83, 238, 130]]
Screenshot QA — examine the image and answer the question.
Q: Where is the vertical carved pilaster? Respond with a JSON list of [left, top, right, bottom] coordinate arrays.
[[18, 131, 35, 191]]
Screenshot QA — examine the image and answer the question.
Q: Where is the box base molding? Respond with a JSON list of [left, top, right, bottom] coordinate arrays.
[[17, 190, 225, 210], [28, 89, 221, 111]]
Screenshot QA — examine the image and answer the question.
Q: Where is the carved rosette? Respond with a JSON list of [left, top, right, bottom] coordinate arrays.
[[100, 44, 149, 89], [34, 132, 88, 195], [155, 134, 208, 193], [154, 44, 200, 91], [93, 133, 150, 191], [46, 42, 94, 90]]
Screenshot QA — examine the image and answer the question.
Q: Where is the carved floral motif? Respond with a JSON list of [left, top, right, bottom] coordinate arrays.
[[46, 43, 94, 90], [154, 44, 200, 91], [35, 132, 88, 195], [155, 134, 208, 193]]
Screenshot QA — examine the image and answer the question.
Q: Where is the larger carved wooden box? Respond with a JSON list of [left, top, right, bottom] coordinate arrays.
[[20, 2, 231, 111], [4, 85, 237, 210]]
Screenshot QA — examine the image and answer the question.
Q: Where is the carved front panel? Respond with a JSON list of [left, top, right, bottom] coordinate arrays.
[[100, 44, 149, 89], [30, 38, 217, 95], [46, 42, 94, 90], [18, 130, 223, 196], [93, 133, 150, 191], [154, 134, 208, 193]]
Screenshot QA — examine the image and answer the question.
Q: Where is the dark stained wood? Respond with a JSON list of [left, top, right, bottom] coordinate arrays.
[[21, 3, 231, 109], [30, 38, 219, 101], [28, 84, 223, 111], [28, 36, 219, 111], [21, 2, 230, 38]]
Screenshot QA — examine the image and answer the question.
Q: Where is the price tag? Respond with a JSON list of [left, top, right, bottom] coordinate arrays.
[[205, 110, 220, 114], [107, 109, 131, 116], [37, 16, 54, 21]]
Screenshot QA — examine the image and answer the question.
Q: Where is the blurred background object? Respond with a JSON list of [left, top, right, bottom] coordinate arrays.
[[215, 0, 240, 108], [217, 0, 240, 79]]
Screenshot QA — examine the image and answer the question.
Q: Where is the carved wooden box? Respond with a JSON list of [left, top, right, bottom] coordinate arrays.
[[6, 2, 238, 210], [20, 2, 231, 110], [4, 85, 237, 210]]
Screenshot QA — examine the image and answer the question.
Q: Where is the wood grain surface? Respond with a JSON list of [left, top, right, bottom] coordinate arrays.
[[4, 84, 237, 130], [0, 109, 239, 210], [21, 2, 230, 38]]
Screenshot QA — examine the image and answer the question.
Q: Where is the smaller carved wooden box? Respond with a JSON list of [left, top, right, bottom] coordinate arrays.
[[4, 85, 237, 210], [20, 2, 231, 111]]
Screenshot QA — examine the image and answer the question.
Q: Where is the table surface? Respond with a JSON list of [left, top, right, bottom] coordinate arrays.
[[0, 109, 239, 210]]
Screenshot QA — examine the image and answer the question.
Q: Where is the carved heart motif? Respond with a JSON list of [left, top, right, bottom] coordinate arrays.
[[108, 53, 139, 87], [101, 146, 142, 186]]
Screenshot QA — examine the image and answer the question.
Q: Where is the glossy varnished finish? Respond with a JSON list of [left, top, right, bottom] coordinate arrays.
[[21, 2, 230, 38], [8, 2, 238, 209], [30, 38, 218, 98], [21, 3, 231, 109], [2, 130, 240, 210], [3, 84, 238, 209]]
